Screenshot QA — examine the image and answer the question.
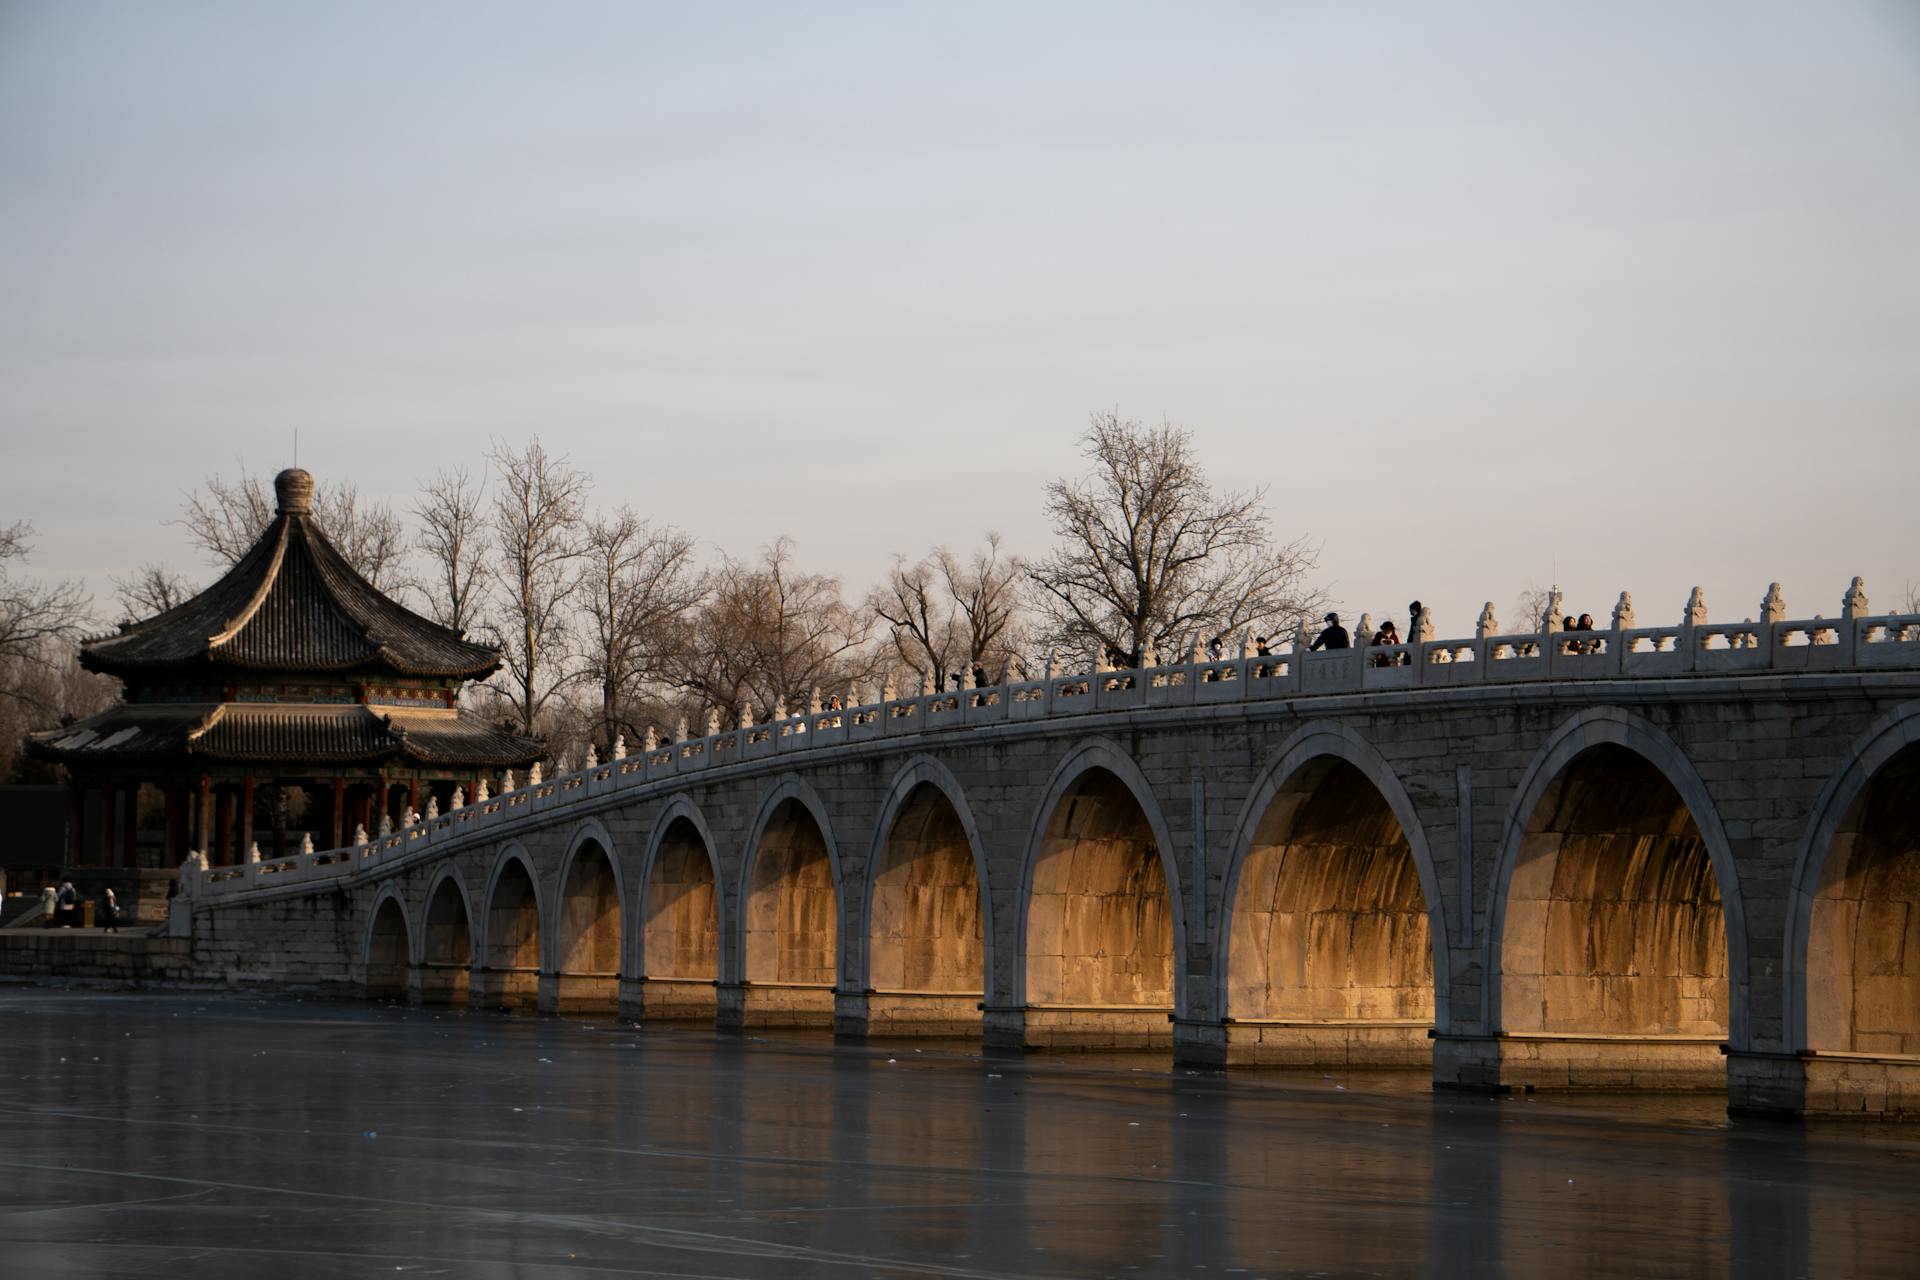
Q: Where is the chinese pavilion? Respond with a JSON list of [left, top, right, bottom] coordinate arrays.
[[30, 468, 543, 868]]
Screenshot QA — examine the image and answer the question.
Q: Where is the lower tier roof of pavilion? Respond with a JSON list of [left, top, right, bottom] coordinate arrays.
[[29, 702, 542, 776]]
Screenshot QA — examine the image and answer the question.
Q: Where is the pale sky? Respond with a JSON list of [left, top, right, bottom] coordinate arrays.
[[3, 1, 1917, 638]]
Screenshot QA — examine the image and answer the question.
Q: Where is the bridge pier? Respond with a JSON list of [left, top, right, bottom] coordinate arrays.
[[408, 961, 470, 1007], [547, 972, 619, 1015], [470, 965, 539, 1011], [619, 977, 718, 1022], [717, 981, 835, 1029], [1432, 1032, 1726, 1091], [1728, 1050, 1920, 1119], [842, 991, 984, 1039], [984, 1005, 1172, 1051]]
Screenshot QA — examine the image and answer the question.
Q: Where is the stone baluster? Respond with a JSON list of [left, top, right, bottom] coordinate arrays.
[[643, 726, 659, 752], [500, 769, 515, 795], [882, 673, 898, 702], [451, 785, 465, 810], [1610, 592, 1635, 670], [353, 823, 368, 846], [673, 717, 689, 744], [585, 745, 599, 769], [299, 832, 313, 856], [612, 734, 626, 761], [425, 795, 439, 820], [379, 813, 394, 838], [528, 761, 543, 786], [1682, 586, 1708, 656], [705, 707, 721, 736], [1842, 576, 1871, 652], [476, 778, 490, 804]]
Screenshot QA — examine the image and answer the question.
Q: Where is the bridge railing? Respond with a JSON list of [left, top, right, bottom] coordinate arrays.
[[177, 597, 1920, 903]]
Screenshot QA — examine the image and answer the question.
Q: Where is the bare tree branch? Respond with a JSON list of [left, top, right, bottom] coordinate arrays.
[[111, 564, 193, 624], [413, 465, 487, 632], [579, 507, 707, 749], [1026, 414, 1323, 661], [177, 467, 412, 594], [484, 439, 590, 733]]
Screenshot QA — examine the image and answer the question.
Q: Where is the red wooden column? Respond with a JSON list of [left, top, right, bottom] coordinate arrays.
[[239, 774, 255, 859], [196, 776, 212, 856], [121, 783, 139, 868], [100, 781, 117, 870], [408, 776, 421, 816], [330, 777, 345, 849]]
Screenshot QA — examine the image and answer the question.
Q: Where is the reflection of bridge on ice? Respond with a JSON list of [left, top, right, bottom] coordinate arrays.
[[180, 588, 1920, 1117]]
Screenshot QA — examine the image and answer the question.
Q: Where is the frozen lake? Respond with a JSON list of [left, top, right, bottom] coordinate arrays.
[[1, 991, 1915, 1277]]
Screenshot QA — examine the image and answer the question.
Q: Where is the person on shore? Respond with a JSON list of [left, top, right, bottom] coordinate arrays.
[[1309, 613, 1350, 651], [39, 883, 57, 928], [56, 879, 78, 928], [101, 886, 121, 933]]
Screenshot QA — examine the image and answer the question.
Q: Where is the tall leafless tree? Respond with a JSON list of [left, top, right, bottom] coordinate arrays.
[[578, 507, 707, 750], [0, 522, 106, 779], [486, 439, 590, 734], [1026, 414, 1322, 663], [179, 469, 411, 593], [677, 538, 876, 721], [412, 465, 488, 633], [871, 533, 1026, 685], [111, 564, 193, 623]]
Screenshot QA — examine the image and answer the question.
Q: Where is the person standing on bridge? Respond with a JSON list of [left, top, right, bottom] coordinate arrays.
[[1308, 613, 1350, 651]]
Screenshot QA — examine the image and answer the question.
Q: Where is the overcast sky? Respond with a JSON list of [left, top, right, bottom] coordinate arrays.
[[3, 1, 1916, 638]]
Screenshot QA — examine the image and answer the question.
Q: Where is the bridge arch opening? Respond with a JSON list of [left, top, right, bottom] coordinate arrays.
[[555, 837, 622, 1014], [1500, 743, 1727, 1080], [1025, 766, 1174, 1046], [641, 815, 720, 1019], [481, 856, 542, 1010], [419, 875, 472, 1006], [744, 796, 838, 1024], [868, 781, 985, 1034], [364, 896, 409, 1000], [1805, 744, 1920, 1056], [1225, 757, 1433, 1064]]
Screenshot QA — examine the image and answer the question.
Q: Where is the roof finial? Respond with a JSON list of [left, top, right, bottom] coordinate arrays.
[[274, 467, 314, 515]]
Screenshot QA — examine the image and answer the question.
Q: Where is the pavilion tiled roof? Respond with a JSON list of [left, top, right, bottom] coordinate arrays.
[[29, 703, 543, 771], [82, 468, 501, 681]]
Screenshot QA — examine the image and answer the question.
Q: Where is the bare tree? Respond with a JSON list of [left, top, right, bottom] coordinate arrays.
[[1904, 580, 1920, 616], [1511, 581, 1556, 634], [111, 564, 193, 623], [678, 538, 877, 721], [0, 523, 105, 779], [1027, 414, 1323, 663], [871, 533, 1026, 685], [412, 465, 488, 632], [179, 468, 411, 593], [0, 522, 92, 714], [486, 439, 590, 733], [578, 507, 706, 750]]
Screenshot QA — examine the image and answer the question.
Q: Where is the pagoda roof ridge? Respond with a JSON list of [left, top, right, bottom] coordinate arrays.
[[84, 474, 501, 681]]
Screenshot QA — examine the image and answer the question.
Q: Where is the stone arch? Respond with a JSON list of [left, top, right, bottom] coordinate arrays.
[[418, 866, 474, 1005], [362, 887, 411, 999], [1487, 707, 1749, 1063], [1215, 724, 1451, 1063], [637, 795, 723, 1018], [861, 755, 991, 1034], [478, 843, 544, 1010], [1787, 701, 1920, 1055], [739, 778, 842, 1021], [1016, 739, 1187, 1041], [552, 819, 624, 1013]]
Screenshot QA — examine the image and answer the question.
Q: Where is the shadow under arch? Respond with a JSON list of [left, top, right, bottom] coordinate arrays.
[[1484, 707, 1748, 1086], [1784, 700, 1920, 1056], [477, 842, 545, 1010], [552, 817, 625, 1013], [418, 864, 475, 1005], [635, 793, 725, 1018], [1013, 737, 1189, 1046], [737, 776, 844, 1025], [1213, 722, 1453, 1063], [859, 754, 993, 1035], [362, 885, 412, 999]]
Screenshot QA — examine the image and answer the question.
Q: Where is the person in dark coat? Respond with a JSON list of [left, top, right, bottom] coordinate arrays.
[[1309, 613, 1350, 651]]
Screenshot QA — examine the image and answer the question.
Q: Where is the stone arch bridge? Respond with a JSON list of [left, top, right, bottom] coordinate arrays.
[[176, 594, 1920, 1117]]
